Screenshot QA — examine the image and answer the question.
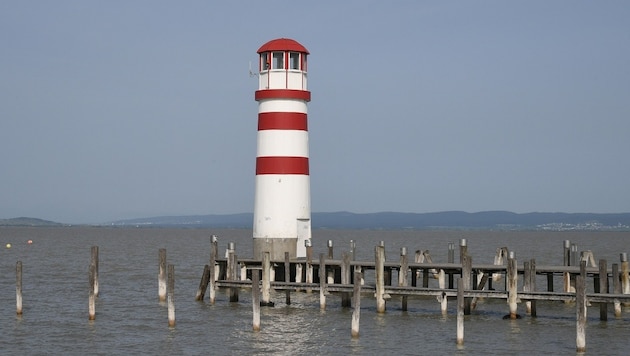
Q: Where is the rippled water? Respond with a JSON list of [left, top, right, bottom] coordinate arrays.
[[1, 227, 629, 355]]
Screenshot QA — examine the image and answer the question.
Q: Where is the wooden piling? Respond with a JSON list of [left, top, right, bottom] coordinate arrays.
[[459, 239, 468, 264], [227, 246, 238, 302], [284, 252, 291, 305], [524, 260, 532, 315], [438, 269, 448, 313], [327, 240, 335, 284], [351, 270, 362, 338], [341, 252, 351, 308], [295, 261, 303, 287], [262, 252, 273, 307], [209, 239, 217, 304], [195, 264, 210, 301], [88, 262, 96, 320], [306, 240, 313, 292], [399, 247, 409, 311], [456, 277, 464, 346], [530, 259, 537, 317], [375, 245, 386, 313], [252, 268, 261, 332], [612, 263, 621, 317], [462, 253, 472, 315], [158, 248, 167, 302], [576, 261, 587, 352], [563, 240, 573, 298], [91, 246, 99, 297], [16, 261, 23, 315], [167, 264, 175, 327], [448, 242, 455, 289], [319, 253, 327, 310], [563, 240, 571, 266], [621, 253, 629, 301], [599, 259, 608, 321], [350, 240, 357, 260], [507, 254, 518, 319]]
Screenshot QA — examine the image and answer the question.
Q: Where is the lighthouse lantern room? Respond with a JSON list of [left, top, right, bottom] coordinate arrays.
[[253, 38, 312, 260]]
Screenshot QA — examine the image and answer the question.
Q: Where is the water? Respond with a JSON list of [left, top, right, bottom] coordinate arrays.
[[1, 227, 629, 355]]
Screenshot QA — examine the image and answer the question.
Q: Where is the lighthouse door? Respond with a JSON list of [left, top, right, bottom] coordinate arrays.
[[296, 218, 311, 258]]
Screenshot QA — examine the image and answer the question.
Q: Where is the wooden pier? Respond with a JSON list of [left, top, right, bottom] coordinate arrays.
[[196, 239, 630, 351]]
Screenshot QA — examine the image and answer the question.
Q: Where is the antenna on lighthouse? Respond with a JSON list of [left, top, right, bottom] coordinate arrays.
[[249, 61, 258, 78]]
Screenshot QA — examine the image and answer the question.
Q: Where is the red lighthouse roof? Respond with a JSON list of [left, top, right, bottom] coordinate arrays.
[[257, 38, 309, 54]]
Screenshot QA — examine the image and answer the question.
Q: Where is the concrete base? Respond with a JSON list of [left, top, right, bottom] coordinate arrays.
[[253, 237, 297, 261]]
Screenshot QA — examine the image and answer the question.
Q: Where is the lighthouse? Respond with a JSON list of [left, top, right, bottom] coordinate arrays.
[[253, 38, 311, 260]]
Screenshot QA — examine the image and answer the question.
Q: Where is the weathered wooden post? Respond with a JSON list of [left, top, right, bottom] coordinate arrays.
[[414, 249, 423, 288], [16, 261, 23, 315], [195, 265, 211, 301], [612, 263, 621, 317], [621, 253, 629, 304], [91, 246, 99, 297], [576, 261, 587, 352], [571, 243, 578, 267], [319, 253, 327, 310], [599, 259, 608, 321], [438, 269, 448, 314], [341, 252, 351, 307], [462, 253, 472, 315], [227, 243, 238, 302], [459, 239, 468, 264], [351, 270, 362, 338], [296, 243, 303, 289], [158, 248, 167, 302], [448, 242, 455, 289], [523, 259, 536, 316], [563, 240, 573, 296], [209, 236, 217, 304], [506, 252, 519, 319], [252, 268, 261, 332], [262, 252, 273, 307], [350, 240, 356, 260], [399, 247, 409, 311], [530, 259, 537, 317], [88, 262, 96, 320], [167, 264, 175, 327], [240, 261, 247, 281], [492, 247, 508, 284], [456, 277, 464, 346], [327, 240, 335, 284], [305, 239, 313, 293], [524, 260, 532, 315], [375, 244, 386, 313], [284, 252, 291, 305]]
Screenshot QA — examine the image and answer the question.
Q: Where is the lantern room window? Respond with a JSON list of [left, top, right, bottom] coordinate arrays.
[[272, 52, 284, 69], [289, 52, 300, 70], [260, 51, 307, 72], [260, 52, 270, 70]]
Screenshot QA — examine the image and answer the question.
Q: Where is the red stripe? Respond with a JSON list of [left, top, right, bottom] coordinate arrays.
[[258, 112, 307, 131], [255, 89, 311, 102], [256, 157, 309, 175]]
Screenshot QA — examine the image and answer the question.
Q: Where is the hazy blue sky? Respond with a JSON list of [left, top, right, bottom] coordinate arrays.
[[2, 1, 629, 224]]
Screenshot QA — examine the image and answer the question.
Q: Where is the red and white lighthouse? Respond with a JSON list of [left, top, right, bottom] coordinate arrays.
[[253, 38, 311, 260]]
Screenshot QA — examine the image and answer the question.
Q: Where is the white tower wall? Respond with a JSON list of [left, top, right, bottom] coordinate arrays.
[[253, 38, 312, 260]]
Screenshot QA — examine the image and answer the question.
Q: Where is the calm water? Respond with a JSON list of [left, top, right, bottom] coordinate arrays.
[[1, 227, 629, 355]]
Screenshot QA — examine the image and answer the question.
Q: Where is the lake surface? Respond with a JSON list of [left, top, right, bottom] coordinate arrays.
[[1, 227, 629, 355]]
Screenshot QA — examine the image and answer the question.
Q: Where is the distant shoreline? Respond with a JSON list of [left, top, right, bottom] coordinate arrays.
[[3, 211, 630, 231]]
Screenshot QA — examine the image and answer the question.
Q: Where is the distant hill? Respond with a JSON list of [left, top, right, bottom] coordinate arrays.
[[0, 217, 63, 227], [107, 211, 630, 231]]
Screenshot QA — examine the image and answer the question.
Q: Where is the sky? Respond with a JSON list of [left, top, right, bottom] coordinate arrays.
[[1, 1, 629, 224]]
